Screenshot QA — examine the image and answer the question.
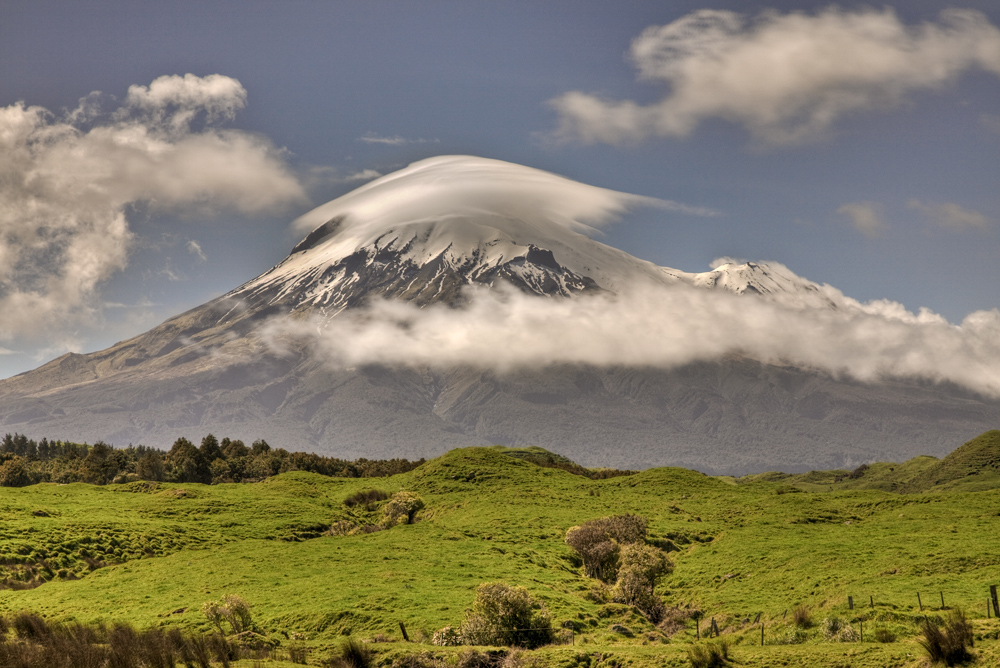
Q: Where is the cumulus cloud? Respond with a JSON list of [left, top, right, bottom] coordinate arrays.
[[0, 73, 307, 343], [264, 272, 1000, 399], [908, 199, 991, 231], [837, 202, 887, 238], [550, 7, 1000, 145]]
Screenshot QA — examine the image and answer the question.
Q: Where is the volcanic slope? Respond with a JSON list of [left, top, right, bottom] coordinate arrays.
[[0, 156, 996, 474]]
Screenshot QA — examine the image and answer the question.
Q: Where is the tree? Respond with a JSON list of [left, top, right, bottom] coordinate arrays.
[[80, 442, 116, 484], [0, 456, 31, 487], [461, 582, 553, 649], [166, 438, 210, 483], [200, 434, 224, 463], [136, 452, 165, 481], [221, 438, 248, 459]]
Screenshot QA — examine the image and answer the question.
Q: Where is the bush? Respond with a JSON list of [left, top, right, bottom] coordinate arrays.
[[919, 609, 974, 666], [202, 594, 253, 635], [873, 626, 896, 643], [461, 582, 553, 649], [610, 543, 671, 622], [381, 491, 425, 527], [822, 616, 857, 642], [431, 626, 463, 646], [565, 515, 648, 582], [687, 640, 729, 668]]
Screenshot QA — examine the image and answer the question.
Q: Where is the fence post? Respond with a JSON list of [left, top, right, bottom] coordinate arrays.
[[940, 591, 945, 609], [398, 621, 409, 642], [848, 596, 853, 610], [859, 620, 863, 643], [991, 585, 999, 617], [870, 595, 874, 609], [696, 618, 700, 640], [761, 623, 764, 646], [917, 592, 923, 611]]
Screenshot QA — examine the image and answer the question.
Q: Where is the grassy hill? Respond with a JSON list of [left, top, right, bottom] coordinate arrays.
[[1, 442, 1000, 667], [739, 430, 1000, 494]]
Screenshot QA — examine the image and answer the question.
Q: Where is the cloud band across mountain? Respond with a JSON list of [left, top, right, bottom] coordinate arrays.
[[268, 274, 1000, 399]]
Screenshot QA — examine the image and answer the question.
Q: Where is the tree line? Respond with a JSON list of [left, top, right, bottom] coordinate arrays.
[[0, 433, 423, 487]]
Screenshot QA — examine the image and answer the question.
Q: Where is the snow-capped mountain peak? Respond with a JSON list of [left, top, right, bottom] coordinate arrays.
[[223, 155, 827, 319]]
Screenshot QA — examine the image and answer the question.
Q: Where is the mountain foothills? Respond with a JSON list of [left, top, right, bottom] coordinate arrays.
[[2, 440, 1000, 667], [0, 156, 996, 475]]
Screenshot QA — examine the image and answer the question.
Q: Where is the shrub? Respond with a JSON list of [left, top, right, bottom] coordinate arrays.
[[565, 515, 648, 582], [431, 626, 463, 646], [822, 616, 856, 642], [873, 626, 897, 643], [12, 612, 50, 640], [774, 628, 807, 645], [687, 640, 729, 668], [381, 491, 425, 527], [610, 543, 671, 622], [792, 604, 812, 629], [461, 582, 553, 649], [202, 594, 253, 635], [919, 609, 974, 666]]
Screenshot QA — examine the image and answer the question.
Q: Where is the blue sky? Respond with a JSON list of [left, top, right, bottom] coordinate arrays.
[[0, 1, 998, 377]]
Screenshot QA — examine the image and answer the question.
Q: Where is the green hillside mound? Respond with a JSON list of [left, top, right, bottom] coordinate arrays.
[[1, 441, 999, 668], [737, 430, 1000, 494], [898, 429, 1000, 493]]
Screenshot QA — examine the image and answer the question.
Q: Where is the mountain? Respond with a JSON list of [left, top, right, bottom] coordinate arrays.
[[0, 156, 995, 474]]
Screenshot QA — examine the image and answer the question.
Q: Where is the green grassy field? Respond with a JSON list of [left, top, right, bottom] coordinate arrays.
[[2, 433, 1000, 667]]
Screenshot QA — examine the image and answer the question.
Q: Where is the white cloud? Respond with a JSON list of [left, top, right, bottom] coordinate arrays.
[[292, 155, 717, 238], [0, 73, 307, 342], [837, 202, 887, 238], [344, 168, 383, 182], [550, 8, 1000, 145], [186, 239, 208, 261], [357, 133, 438, 145], [908, 199, 991, 231], [264, 272, 1000, 399]]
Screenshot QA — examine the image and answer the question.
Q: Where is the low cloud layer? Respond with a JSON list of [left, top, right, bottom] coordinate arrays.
[[0, 73, 306, 345], [550, 7, 1000, 145], [265, 272, 1000, 398]]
